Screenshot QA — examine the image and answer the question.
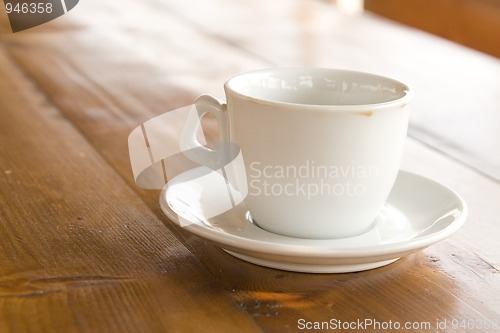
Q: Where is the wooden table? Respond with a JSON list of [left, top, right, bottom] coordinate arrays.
[[1, 0, 499, 332]]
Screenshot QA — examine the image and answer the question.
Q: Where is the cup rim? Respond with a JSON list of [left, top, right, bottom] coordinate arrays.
[[224, 67, 413, 111]]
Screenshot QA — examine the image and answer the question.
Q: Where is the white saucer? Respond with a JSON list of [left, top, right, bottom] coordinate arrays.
[[159, 169, 467, 273]]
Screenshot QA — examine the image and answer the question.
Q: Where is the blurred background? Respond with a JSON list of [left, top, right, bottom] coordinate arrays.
[[1, 0, 499, 181], [333, 0, 500, 58]]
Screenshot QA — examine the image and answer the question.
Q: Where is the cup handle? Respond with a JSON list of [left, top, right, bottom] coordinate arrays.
[[180, 95, 229, 151]]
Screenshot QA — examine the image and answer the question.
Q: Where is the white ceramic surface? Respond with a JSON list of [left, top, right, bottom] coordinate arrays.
[[159, 168, 467, 273], [194, 68, 413, 239]]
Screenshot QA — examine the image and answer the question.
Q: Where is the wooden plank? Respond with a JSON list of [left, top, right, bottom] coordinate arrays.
[[0, 47, 262, 332]]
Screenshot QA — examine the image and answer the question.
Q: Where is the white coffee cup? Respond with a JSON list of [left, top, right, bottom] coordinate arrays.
[[191, 68, 412, 239]]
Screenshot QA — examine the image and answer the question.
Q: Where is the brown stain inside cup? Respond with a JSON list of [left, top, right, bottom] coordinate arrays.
[[354, 111, 373, 117]]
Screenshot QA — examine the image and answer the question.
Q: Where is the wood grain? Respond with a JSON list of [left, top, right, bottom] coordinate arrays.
[[0, 46, 260, 333]]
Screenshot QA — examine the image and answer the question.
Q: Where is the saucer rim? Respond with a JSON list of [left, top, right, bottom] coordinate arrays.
[[159, 170, 467, 259]]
